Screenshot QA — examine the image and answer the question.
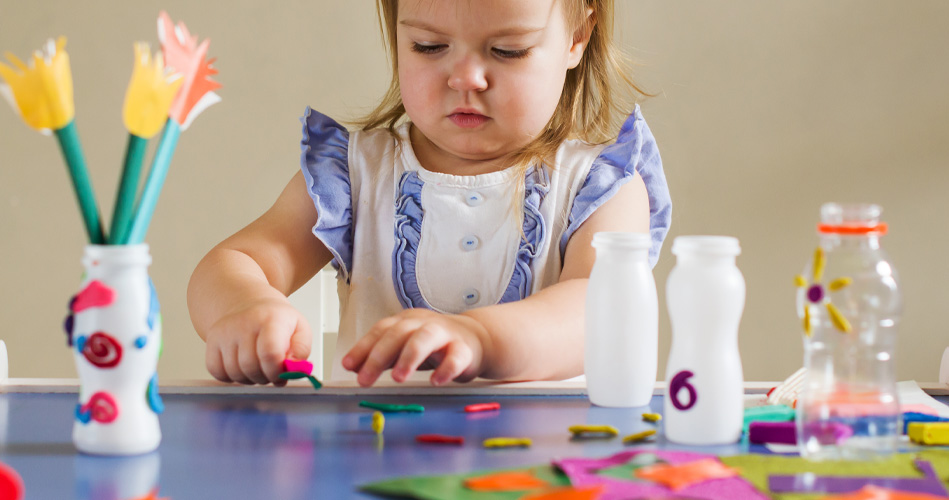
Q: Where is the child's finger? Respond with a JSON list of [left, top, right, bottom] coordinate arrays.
[[222, 341, 253, 385], [430, 340, 474, 386], [343, 316, 400, 371], [287, 318, 312, 362], [206, 343, 229, 382], [238, 331, 269, 385], [356, 320, 422, 386], [257, 322, 289, 383], [391, 326, 446, 382]]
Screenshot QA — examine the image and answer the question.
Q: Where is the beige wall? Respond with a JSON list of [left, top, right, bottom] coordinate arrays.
[[1, 1, 947, 382]]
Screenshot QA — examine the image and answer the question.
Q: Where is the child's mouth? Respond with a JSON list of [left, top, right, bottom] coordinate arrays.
[[448, 113, 489, 128]]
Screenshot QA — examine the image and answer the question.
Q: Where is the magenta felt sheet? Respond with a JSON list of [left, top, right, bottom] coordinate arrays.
[[554, 450, 769, 500]]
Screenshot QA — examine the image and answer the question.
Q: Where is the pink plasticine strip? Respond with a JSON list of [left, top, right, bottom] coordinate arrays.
[[72, 280, 116, 313], [283, 358, 313, 375]]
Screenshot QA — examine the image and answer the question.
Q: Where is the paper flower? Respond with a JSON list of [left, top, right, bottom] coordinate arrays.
[[0, 36, 74, 132], [796, 247, 853, 335], [157, 11, 221, 130], [123, 43, 181, 138]]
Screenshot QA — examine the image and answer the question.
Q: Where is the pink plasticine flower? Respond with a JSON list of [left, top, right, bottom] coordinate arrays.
[[157, 11, 221, 129]]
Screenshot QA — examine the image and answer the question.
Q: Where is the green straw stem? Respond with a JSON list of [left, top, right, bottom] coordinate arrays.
[[108, 134, 148, 244], [125, 119, 181, 244], [54, 121, 106, 244]]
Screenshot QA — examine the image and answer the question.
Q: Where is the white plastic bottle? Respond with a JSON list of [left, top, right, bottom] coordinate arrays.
[[664, 236, 745, 444], [585, 232, 658, 407]]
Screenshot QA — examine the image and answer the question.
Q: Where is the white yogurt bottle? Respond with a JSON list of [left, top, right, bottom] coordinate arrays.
[[664, 236, 745, 444], [585, 232, 658, 407]]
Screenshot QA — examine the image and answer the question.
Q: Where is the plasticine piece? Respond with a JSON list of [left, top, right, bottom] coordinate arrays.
[[359, 401, 424, 413], [909, 422, 949, 445], [520, 485, 607, 500], [135, 335, 148, 348], [416, 434, 465, 445], [465, 402, 501, 412], [463, 471, 548, 491], [0, 461, 24, 500], [147, 374, 164, 414], [82, 332, 123, 368], [283, 358, 313, 375], [305, 374, 322, 390], [635, 458, 740, 491], [76, 335, 87, 354], [63, 313, 74, 346], [72, 280, 116, 312], [569, 425, 619, 438], [483, 437, 532, 448], [642, 412, 662, 422], [76, 391, 119, 424], [371, 411, 385, 434], [278, 371, 307, 380], [743, 405, 795, 435], [748, 421, 797, 445], [769, 458, 948, 497], [147, 278, 160, 330], [622, 429, 657, 444], [817, 485, 949, 500], [904, 413, 949, 434]]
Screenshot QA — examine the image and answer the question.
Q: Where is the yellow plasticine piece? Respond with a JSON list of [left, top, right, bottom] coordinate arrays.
[[642, 413, 662, 423], [828, 277, 853, 291], [123, 43, 181, 138], [483, 437, 532, 448], [371, 411, 385, 435], [794, 275, 808, 288], [813, 247, 826, 282], [826, 302, 852, 333], [909, 422, 949, 445], [568, 425, 619, 437], [622, 429, 657, 444], [0, 36, 74, 131], [803, 305, 813, 337]]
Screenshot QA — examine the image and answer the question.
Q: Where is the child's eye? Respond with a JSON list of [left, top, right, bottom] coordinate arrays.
[[411, 42, 446, 55], [492, 47, 530, 59]]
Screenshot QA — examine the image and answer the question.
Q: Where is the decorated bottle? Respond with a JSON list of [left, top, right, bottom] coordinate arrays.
[[585, 232, 658, 407], [66, 244, 163, 455], [795, 203, 901, 460], [664, 236, 745, 444]]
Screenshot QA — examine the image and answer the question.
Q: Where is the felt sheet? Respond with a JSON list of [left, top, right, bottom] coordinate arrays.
[[721, 450, 949, 500], [361, 465, 570, 500]]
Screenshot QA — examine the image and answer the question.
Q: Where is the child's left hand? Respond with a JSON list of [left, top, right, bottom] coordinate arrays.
[[341, 309, 489, 386]]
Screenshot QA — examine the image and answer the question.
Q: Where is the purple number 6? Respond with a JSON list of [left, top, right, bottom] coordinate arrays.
[[670, 370, 697, 411]]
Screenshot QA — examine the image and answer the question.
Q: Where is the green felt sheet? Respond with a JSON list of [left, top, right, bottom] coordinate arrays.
[[720, 450, 949, 500], [361, 465, 571, 500]]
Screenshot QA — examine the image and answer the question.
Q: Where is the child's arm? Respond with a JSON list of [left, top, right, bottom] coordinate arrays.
[[343, 174, 650, 385], [188, 171, 333, 384]]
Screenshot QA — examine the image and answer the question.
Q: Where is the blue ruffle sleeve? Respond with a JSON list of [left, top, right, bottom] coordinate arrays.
[[299, 107, 353, 281], [560, 105, 672, 267]]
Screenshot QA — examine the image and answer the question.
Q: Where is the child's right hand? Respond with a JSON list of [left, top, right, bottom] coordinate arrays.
[[203, 298, 312, 385]]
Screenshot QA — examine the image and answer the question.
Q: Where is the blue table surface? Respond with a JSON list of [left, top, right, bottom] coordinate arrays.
[[1, 390, 945, 500]]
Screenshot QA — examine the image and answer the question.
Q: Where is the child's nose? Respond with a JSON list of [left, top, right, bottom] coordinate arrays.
[[447, 56, 488, 92]]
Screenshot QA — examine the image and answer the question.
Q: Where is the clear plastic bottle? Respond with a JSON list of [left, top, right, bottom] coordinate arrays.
[[664, 236, 745, 444], [796, 203, 902, 460], [585, 232, 658, 407]]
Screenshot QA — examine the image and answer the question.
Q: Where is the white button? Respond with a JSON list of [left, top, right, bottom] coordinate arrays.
[[465, 191, 484, 206], [463, 289, 480, 306], [461, 235, 480, 251]]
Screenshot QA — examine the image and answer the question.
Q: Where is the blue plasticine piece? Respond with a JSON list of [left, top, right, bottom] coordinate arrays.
[[147, 374, 164, 414], [135, 335, 148, 349], [147, 278, 160, 331], [903, 412, 949, 434], [76, 335, 87, 354], [75, 404, 91, 424]]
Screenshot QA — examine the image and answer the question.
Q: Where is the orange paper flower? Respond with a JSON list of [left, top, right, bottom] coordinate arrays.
[[157, 11, 221, 129]]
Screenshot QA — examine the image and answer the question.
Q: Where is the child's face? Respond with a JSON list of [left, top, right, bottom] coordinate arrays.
[[397, 0, 586, 170]]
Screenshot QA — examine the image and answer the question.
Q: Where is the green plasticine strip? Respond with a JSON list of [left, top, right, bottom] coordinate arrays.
[[359, 401, 425, 413], [54, 121, 106, 244], [277, 372, 323, 390], [109, 134, 147, 244], [126, 119, 180, 244], [306, 375, 322, 390]]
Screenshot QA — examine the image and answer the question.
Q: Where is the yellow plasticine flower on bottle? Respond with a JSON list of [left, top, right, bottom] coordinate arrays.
[[123, 43, 181, 138], [0, 37, 74, 133]]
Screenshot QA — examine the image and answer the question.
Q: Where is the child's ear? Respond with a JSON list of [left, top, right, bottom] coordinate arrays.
[[567, 8, 595, 69]]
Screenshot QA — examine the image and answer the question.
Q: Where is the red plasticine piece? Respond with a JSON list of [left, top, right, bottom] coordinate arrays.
[[465, 402, 501, 413], [0, 461, 24, 500], [635, 458, 740, 490], [81, 392, 119, 423], [83, 332, 123, 368], [283, 358, 313, 375], [464, 471, 549, 491], [416, 434, 465, 445], [521, 485, 607, 500], [72, 280, 116, 313]]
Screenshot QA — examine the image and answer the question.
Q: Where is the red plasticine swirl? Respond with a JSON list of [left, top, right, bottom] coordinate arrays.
[[83, 332, 123, 368], [83, 392, 119, 423]]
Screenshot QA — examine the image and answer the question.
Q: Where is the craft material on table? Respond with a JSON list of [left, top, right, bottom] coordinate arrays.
[[465, 402, 501, 413], [371, 411, 385, 435], [359, 401, 425, 413], [568, 425, 619, 438], [622, 429, 657, 444], [818, 485, 949, 500], [768, 458, 948, 496], [483, 437, 532, 448], [909, 422, 949, 445], [416, 434, 465, 445]]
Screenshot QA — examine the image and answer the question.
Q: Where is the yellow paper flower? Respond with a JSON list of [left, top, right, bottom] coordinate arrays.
[[123, 43, 181, 138], [0, 37, 74, 132]]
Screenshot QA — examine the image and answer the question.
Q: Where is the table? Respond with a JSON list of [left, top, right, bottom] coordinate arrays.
[[1, 379, 946, 499]]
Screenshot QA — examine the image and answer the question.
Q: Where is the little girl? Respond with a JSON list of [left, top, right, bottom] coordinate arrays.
[[188, 0, 672, 386]]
